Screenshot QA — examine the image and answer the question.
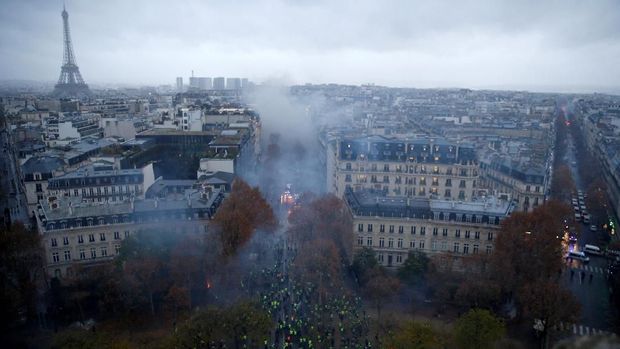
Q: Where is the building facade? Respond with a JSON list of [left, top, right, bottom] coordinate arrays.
[[46, 163, 155, 204], [36, 188, 224, 279], [331, 136, 480, 201], [345, 188, 513, 267]]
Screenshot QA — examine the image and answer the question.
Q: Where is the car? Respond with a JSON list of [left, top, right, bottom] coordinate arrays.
[[584, 244, 603, 255], [575, 213, 582, 221], [568, 235, 578, 243], [590, 225, 597, 232], [566, 251, 590, 262]]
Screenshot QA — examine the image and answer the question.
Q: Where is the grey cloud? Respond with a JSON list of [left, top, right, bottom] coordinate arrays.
[[0, 0, 619, 92]]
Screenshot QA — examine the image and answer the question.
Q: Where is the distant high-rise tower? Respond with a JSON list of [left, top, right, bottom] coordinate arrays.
[[52, 5, 90, 98], [176, 77, 183, 92]]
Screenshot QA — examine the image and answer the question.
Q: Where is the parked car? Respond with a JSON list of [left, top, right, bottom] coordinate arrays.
[[584, 244, 603, 256], [566, 251, 590, 263], [590, 225, 597, 232]]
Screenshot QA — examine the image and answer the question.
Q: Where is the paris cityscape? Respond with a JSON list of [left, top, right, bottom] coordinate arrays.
[[1, 1, 620, 348]]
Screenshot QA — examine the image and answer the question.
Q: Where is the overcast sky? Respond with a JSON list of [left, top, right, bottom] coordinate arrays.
[[1, 0, 619, 92]]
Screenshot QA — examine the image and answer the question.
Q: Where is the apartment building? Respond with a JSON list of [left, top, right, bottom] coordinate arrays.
[[330, 135, 480, 201], [36, 187, 224, 279], [46, 162, 155, 204], [345, 188, 514, 267], [479, 153, 548, 212]]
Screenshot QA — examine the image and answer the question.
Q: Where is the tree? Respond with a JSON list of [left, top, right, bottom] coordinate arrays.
[[455, 278, 501, 310], [293, 239, 343, 305], [454, 309, 505, 349], [351, 247, 378, 285], [288, 194, 354, 263], [586, 177, 609, 225], [0, 222, 44, 331], [490, 201, 570, 295], [397, 251, 430, 286], [170, 301, 272, 348], [169, 232, 205, 310], [387, 321, 442, 349], [363, 266, 401, 320], [550, 165, 576, 201], [212, 178, 277, 257], [519, 279, 580, 349]]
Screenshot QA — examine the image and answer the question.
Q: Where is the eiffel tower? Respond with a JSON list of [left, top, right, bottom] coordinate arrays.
[[52, 5, 91, 98]]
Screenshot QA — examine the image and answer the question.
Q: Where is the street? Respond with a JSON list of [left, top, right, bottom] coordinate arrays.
[[0, 122, 30, 228], [555, 123, 618, 337]]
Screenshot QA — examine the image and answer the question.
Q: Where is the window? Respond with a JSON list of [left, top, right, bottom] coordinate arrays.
[[346, 163, 351, 170], [378, 254, 384, 263], [419, 240, 425, 249], [35, 183, 43, 192], [396, 254, 403, 263], [345, 174, 352, 182], [51, 238, 57, 247], [367, 237, 373, 246], [398, 226, 404, 234], [101, 247, 108, 257], [420, 227, 426, 235], [124, 231, 130, 238], [88, 234, 95, 242], [431, 240, 438, 250], [79, 249, 86, 260], [442, 228, 448, 236], [473, 244, 479, 254], [78, 235, 84, 243], [90, 248, 97, 259], [52, 252, 59, 263], [384, 164, 389, 172], [100, 233, 106, 241], [474, 231, 480, 239], [486, 245, 493, 254], [389, 225, 394, 233], [465, 230, 471, 239], [411, 226, 416, 235], [358, 224, 363, 232], [453, 242, 460, 253], [379, 238, 385, 247], [397, 238, 403, 248], [114, 231, 120, 240], [63, 236, 69, 245], [455, 229, 461, 238], [64, 250, 71, 261], [488, 232, 494, 241], [388, 238, 394, 248], [441, 240, 447, 251], [463, 243, 470, 254], [432, 227, 438, 236], [445, 178, 452, 187], [357, 236, 364, 245], [115, 245, 121, 254], [367, 224, 373, 232], [410, 240, 416, 248], [380, 224, 385, 233], [383, 176, 389, 183], [444, 189, 451, 198]]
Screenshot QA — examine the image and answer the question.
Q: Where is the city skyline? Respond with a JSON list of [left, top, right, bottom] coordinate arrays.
[[1, 0, 620, 93]]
